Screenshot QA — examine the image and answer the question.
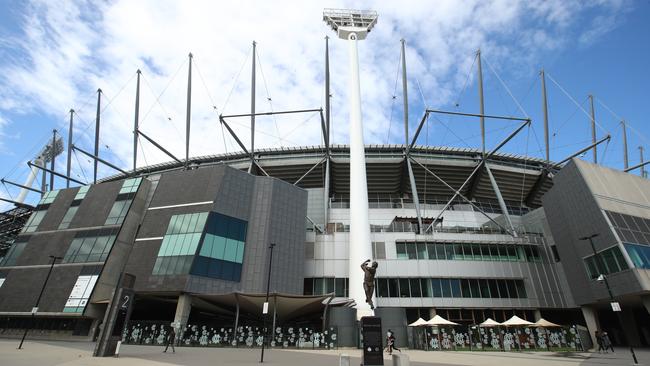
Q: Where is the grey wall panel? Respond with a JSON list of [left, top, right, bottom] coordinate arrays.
[[543, 159, 641, 305], [0, 265, 82, 312], [38, 187, 76, 231], [149, 166, 226, 208], [73, 181, 123, 228], [91, 178, 151, 303]]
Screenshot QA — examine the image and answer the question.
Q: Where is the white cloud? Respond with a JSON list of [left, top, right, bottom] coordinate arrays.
[[0, 0, 634, 198]]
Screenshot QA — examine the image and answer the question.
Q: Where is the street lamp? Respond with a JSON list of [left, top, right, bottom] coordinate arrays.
[[260, 243, 275, 363], [579, 234, 638, 365], [18, 255, 62, 349]]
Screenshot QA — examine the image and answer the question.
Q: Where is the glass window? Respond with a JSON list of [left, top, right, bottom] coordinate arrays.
[[427, 243, 437, 259], [399, 278, 410, 297], [324, 278, 335, 294], [506, 280, 518, 299], [0, 242, 27, 266], [471, 244, 482, 260], [377, 278, 389, 297], [75, 186, 90, 199], [314, 278, 324, 294], [461, 279, 472, 298], [416, 243, 427, 260], [435, 243, 446, 259], [335, 278, 346, 297], [396, 243, 407, 259], [406, 244, 417, 260], [303, 278, 313, 295], [479, 279, 491, 298], [420, 278, 431, 297], [409, 278, 421, 297], [431, 278, 442, 297], [470, 279, 481, 298], [515, 280, 527, 298], [454, 244, 464, 260], [105, 200, 131, 225], [506, 245, 517, 261], [488, 279, 500, 298], [444, 244, 454, 260], [39, 190, 59, 204], [59, 206, 79, 229], [612, 247, 629, 271], [22, 210, 47, 233], [498, 280, 510, 298], [388, 279, 399, 297], [440, 279, 452, 297], [450, 279, 462, 297], [625, 243, 650, 269]]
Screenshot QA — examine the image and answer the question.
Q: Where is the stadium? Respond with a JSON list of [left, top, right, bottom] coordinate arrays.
[[0, 9, 649, 354]]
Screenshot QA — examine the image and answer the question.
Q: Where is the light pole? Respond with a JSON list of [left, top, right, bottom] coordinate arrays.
[[579, 234, 638, 364], [260, 243, 275, 363], [18, 255, 62, 349], [323, 8, 378, 319]]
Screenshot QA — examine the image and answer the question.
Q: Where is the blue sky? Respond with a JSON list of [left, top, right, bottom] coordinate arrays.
[[0, 0, 649, 209]]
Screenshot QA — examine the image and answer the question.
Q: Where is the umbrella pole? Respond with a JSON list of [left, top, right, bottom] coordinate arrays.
[[437, 328, 441, 352], [516, 327, 521, 352], [545, 327, 550, 351], [468, 325, 472, 351]]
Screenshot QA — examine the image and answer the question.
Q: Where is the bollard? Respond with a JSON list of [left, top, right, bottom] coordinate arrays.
[[339, 353, 350, 366], [114, 340, 121, 358], [392, 354, 410, 366]]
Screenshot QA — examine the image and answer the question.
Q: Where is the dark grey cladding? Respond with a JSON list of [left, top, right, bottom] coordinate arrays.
[[125, 164, 307, 295]]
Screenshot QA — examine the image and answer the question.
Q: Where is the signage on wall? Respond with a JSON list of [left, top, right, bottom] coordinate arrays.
[[611, 302, 621, 312], [64, 275, 99, 312]]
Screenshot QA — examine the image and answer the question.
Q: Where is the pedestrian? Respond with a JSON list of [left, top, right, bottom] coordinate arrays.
[[595, 330, 606, 353], [164, 327, 176, 353], [385, 329, 401, 355], [602, 331, 614, 353]]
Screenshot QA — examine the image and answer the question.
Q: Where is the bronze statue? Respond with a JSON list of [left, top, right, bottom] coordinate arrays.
[[361, 259, 378, 309]]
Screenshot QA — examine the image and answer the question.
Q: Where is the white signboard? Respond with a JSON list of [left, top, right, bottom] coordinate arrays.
[[262, 301, 269, 314], [611, 302, 622, 312], [31, 307, 38, 314], [64, 275, 98, 311], [0, 278, 5, 288]]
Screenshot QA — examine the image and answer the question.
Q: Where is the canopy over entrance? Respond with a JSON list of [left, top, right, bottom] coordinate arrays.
[[192, 292, 335, 324]]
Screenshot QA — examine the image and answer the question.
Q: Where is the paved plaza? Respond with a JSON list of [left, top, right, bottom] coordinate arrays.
[[0, 339, 648, 366]]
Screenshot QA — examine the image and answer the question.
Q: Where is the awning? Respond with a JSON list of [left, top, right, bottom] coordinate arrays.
[[192, 292, 335, 322]]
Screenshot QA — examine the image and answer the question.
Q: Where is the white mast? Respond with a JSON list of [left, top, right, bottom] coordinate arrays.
[[323, 8, 378, 318]]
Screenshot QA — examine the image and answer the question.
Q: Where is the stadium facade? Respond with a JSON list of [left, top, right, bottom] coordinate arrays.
[[0, 144, 649, 348]]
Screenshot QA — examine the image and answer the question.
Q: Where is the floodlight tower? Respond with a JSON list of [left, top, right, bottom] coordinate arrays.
[[323, 8, 378, 318]]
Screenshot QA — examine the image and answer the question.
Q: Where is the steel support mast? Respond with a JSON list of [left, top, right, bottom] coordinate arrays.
[[324, 8, 378, 318]]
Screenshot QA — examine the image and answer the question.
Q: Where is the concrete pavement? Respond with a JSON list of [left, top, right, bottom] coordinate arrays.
[[1, 339, 647, 366]]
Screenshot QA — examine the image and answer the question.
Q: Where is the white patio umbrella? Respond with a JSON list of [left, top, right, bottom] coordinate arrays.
[[425, 315, 459, 326], [479, 318, 502, 327], [408, 318, 429, 327], [502, 315, 533, 326], [534, 318, 561, 327]]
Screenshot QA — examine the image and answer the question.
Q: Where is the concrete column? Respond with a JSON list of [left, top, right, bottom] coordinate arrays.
[[581, 305, 600, 349], [534, 309, 542, 321], [428, 308, 436, 319], [642, 295, 650, 315], [174, 294, 192, 337]]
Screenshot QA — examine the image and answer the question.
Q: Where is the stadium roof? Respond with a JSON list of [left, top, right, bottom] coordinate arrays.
[[102, 144, 558, 207]]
